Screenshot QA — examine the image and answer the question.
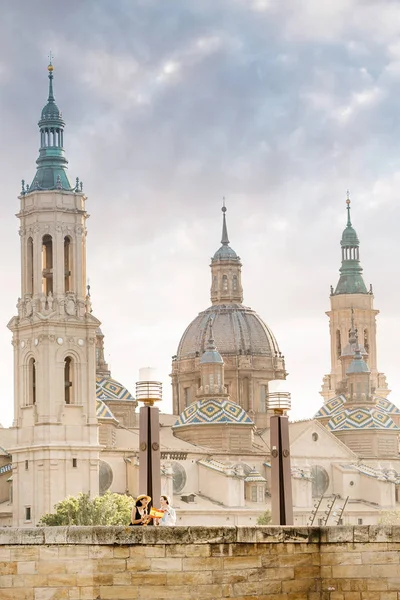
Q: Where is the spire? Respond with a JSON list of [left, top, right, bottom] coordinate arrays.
[[333, 194, 368, 295], [26, 60, 74, 193], [200, 317, 223, 364], [221, 198, 229, 245], [348, 308, 357, 345], [346, 190, 352, 227]]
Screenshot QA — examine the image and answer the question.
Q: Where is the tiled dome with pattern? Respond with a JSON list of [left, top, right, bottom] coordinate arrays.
[[177, 303, 281, 360]]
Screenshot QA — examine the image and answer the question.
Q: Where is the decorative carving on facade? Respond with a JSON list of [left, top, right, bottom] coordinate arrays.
[[65, 293, 76, 316]]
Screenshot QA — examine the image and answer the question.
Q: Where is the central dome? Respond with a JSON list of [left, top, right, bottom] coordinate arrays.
[[177, 303, 281, 360]]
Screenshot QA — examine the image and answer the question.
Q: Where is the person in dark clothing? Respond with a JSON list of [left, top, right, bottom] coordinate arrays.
[[130, 494, 154, 526]]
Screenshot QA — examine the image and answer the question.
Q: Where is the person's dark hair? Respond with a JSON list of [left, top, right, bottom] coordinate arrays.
[[161, 495, 169, 505]]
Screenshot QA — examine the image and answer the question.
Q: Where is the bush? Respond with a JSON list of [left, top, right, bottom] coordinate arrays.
[[38, 491, 135, 526], [256, 510, 272, 525]]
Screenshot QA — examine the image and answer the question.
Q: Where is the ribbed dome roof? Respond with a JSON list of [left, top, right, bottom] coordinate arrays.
[[173, 398, 254, 428], [41, 101, 62, 121], [177, 304, 281, 360], [213, 244, 238, 260], [341, 225, 359, 247]]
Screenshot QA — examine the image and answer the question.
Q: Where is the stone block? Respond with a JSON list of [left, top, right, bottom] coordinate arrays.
[[182, 557, 222, 572], [44, 528, 68, 545], [65, 527, 93, 545], [151, 557, 183, 571], [125, 557, 151, 572], [10, 547, 39, 561], [0, 548, 11, 560], [67, 588, 79, 600], [87, 545, 114, 559], [223, 555, 262, 570], [17, 560, 37, 574], [145, 526, 190, 545], [0, 590, 34, 600], [130, 545, 165, 558], [353, 526, 369, 543], [95, 558, 126, 573], [366, 578, 388, 591], [370, 563, 400, 578], [11, 574, 48, 588], [188, 526, 236, 544], [263, 566, 295, 580], [321, 552, 362, 566], [33, 589, 69, 600], [114, 526, 144, 545], [387, 578, 400, 591], [98, 585, 139, 600], [332, 565, 372, 578], [281, 578, 317, 593], [112, 572, 132, 585], [138, 585, 191, 599], [362, 551, 399, 564], [255, 527, 285, 543], [342, 593, 361, 600], [37, 560, 67, 575], [113, 546, 130, 558], [59, 546, 89, 559], [166, 571, 213, 585], [368, 525, 392, 542], [75, 573, 113, 586], [236, 527, 257, 543], [327, 527, 354, 543], [293, 565, 320, 579], [212, 567, 259, 585], [39, 547, 59, 560], [166, 543, 211, 557], [79, 587, 100, 600], [64, 559, 94, 574], [99, 587, 139, 599], [47, 574, 78, 587], [131, 572, 167, 586], [232, 580, 282, 596], [0, 560, 17, 575]]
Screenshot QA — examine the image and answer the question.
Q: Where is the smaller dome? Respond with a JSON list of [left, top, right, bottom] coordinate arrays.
[[96, 375, 135, 402], [346, 352, 370, 375], [244, 468, 266, 483], [173, 398, 254, 428], [213, 245, 238, 260], [200, 348, 223, 364], [341, 342, 367, 358], [328, 407, 399, 431], [341, 226, 359, 247], [41, 101, 62, 120]]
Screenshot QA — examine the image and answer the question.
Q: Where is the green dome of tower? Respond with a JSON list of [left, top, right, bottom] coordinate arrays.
[[333, 196, 368, 296], [27, 61, 75, 193]]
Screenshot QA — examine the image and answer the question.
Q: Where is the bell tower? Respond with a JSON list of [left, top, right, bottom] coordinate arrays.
[[320, 196, 389, 402], [8, 61, 101, 526]]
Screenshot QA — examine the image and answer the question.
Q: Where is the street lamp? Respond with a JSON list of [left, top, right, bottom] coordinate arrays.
[[267, 389, 294, 526], [136, 368, 162, 512]]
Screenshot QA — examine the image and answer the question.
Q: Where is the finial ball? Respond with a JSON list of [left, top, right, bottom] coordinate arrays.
[[346, 198, 351, 205], [48, 64, 54, 72], [222, 206, 227, 213]]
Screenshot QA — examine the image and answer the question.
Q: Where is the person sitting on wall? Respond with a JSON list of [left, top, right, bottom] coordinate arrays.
[[130, 495, 154, 526], [157, 495, 176, 526]]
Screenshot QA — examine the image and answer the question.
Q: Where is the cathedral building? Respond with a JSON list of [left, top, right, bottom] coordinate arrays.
[[0, 63, 399, 528]]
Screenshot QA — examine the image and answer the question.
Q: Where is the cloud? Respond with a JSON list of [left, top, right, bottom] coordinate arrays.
[[0, 1, 399, 427]]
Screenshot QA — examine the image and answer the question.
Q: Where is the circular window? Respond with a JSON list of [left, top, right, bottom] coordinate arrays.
[[312, 433, 318, 442], [171, 461, 187, 494], [311, 465, 329, 498], [99, 460, 113, 495]]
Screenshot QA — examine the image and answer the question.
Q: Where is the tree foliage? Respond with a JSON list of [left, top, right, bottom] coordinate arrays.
[[378, 510, 400, 526], [38, 492, 135, 526], [256, 510, 272, 525]]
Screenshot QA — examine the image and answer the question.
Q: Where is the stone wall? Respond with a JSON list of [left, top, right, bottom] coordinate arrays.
[[0, 526, 400, 599]]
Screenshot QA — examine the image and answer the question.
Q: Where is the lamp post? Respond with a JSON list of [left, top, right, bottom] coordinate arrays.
[[268, 391, 293, 525], [136, 368, 162, 511]]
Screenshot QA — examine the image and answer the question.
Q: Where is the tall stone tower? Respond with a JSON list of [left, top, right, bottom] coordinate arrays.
[[7, 62, 101, 526], [320, 197, 389, 402]]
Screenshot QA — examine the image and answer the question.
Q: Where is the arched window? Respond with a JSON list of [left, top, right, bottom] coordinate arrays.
[[364, 329, 369, 354], [64, 357, 73, 404], [28, 358, 36, 405], [232, 275, 238, 291], [27, 237, 34, 295], [42, 235, 53, 295], [311, 465, 330, 498], [222, 275, 228, 291], [64, 236, 72, 292], [336, 330, 341, 359]]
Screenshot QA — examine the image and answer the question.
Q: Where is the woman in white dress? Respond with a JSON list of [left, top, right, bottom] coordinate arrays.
[[159, 495, 176, 526]]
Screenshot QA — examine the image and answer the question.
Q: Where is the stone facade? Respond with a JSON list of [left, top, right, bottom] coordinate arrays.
[[1, 526, 400, 599]]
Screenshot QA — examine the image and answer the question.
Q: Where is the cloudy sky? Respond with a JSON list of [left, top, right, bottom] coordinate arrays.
[[0, 0, 400, 427]]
